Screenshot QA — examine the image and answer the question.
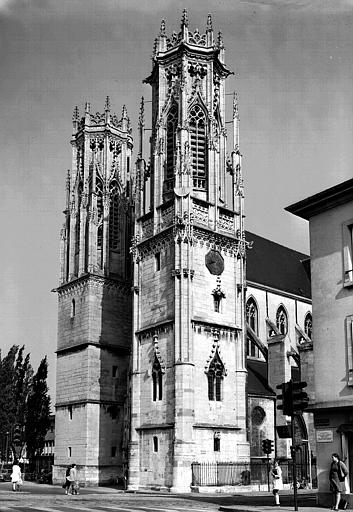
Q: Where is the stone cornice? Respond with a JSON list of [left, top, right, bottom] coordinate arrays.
[[136, 319, 174, 339], [55, 399, 124, 409], [56, 341, 130, 356], [193, 423, 241, 430], [136, 423, 174, 431], [54, 273, 131, 297]]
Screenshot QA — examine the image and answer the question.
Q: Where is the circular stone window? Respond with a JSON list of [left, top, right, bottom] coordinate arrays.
[[251, 406, 266, 426]]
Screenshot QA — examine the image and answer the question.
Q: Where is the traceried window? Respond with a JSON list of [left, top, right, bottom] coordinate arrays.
[[189, 104, 206, 190], [166, 103, 178, 182], [246, 298, 258, 335], [276, 306, 288, 335], [96, 178, 103, 267], [152, 356, 163, 401], [74, 182, 83, 274], [304, 312, 312, 340], [207, 350, 225, 401], [109, 180, 119, 250]]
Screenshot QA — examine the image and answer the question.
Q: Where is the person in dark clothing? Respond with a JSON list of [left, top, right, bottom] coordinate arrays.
[[64, 466, 71, 495], [329, 453, 348, 510]]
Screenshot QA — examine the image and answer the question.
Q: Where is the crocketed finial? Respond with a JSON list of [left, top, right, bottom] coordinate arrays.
[[207, 13, 213, 31], [160, 19, 166, 36], [72, 106, 79, 122], [139, 97, 145, 127], [181, 9, 188, 28], [85, 101, 91, 114], [217, 31, 224, 48], [233, 92, 239, 118], [121, 104, 128, 119], [105, 96, 111, 112]]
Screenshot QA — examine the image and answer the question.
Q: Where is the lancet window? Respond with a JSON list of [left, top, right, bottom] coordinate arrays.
[[152, 356, 163, 401], [96, 178, 103, 267], [189, 104, 206, 190], [109, 180, 120, 250], [304, 312, 312, 340], [207, 350, 225, 401], [246, 297, 258, 335], [74, 182, 83, 274], [276, 306, 288, 335], [166, 103, 178, 184]]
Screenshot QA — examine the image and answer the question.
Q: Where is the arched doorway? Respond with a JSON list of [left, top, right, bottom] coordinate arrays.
[[293, 415, 310, 483]]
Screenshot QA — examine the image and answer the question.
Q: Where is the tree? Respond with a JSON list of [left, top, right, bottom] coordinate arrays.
[[25, 357, 51, 461]]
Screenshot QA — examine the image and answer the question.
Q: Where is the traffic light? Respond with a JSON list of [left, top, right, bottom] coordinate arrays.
[[261, 438, 274, 455], [13, 425, 21, 446], [292, 381, 309, 413], [276, 381, 293, 416]]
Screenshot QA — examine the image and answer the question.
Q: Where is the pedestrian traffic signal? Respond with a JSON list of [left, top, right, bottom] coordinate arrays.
[[261, 438, 274, 455], [13, 425, 21, 446], [276, 381, 293, 416], [292, 381, 309, 413]]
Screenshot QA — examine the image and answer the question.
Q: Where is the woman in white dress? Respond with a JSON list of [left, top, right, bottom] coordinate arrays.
[[11, 460, 22, 492], [271, 460, 283, 507]]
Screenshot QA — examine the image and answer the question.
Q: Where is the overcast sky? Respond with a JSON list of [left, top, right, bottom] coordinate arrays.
[[1, 0, 352, 400]]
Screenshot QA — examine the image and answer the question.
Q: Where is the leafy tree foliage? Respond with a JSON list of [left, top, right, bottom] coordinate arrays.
[[25, 357, 51, 461], [0, 346, 50, 461]]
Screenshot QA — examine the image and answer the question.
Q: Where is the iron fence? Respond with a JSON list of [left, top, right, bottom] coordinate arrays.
[[191, 460, 317, 488]]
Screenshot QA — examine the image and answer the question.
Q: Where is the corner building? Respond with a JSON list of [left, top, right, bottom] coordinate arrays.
[[129, 12, 249, 491]]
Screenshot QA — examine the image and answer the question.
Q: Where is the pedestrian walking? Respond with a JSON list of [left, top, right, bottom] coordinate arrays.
[[10, 460, 22, 492], [329, 453, 348, 510], [270, 459, 283, 507], [63, 465, 71, 494], [68, 463, 79, 495]]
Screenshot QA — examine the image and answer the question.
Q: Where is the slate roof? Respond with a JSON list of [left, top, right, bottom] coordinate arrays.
[[245, 231, 311, 299], [247, 359, 275, 397]]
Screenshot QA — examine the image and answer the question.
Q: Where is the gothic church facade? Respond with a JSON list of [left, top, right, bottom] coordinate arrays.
[[53, 12, 312, 490]]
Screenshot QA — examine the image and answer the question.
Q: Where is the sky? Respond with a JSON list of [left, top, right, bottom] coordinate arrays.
[[0, 0, 352, 402]]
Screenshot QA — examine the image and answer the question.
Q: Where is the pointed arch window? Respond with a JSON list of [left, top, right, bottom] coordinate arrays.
[[276, 306, 288, 335], [152, 356, 163, 402], [166, 103, 178, 183], [189, 104, 206, 190], [246, 298, 258, 335], [109, 180, 120, 250], [96, 178, 103, 268], [304, 312, 312, 340], [74, 182, 83, 274], [207, 350, 225, 401]]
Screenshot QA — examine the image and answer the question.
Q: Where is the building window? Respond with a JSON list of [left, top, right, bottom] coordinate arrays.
[[68, 447, 72, 458], [276, 306, 288, 335], [111, 446, 117, 457], [214, 431, 221, 452], [153, 436, 158, 452], [166, 103, 178, 183], [214, 296, 220, 312], [109, 180, 120, 250], [71, 299, 76, 318], [207, 350, 225, 401], [155, 252, 161, 272], [251, 406, 266, 426], [112, 366, 118, 378], [152, 356, 163, 401], [68, 405, 72, 420], [246, 298, 258, 335], [189, 104, 206, 190], [343, 221, 353, 286], [304, 312, 312, 340]]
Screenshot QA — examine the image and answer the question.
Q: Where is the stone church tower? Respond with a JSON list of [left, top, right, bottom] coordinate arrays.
[[53, 99, 133, 484], [128, 12, 249, 492]]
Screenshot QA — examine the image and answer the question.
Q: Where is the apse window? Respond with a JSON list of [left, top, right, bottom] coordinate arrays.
[[155, 252, 161, 271], [71, 299, 76, 318], [111, 446, 117, 457], [153, 436, 159, 452], [68, 447, 72, 458], [112, 366, 118, 378], [68, 405, 73, 421]]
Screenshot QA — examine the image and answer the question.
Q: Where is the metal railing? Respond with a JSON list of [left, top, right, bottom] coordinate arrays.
[[191, 460, 317, 488]]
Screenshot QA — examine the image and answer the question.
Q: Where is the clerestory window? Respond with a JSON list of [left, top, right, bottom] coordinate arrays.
[[276, 306, 288, 335], [207, 350, 225, 401], [304, 312, 312, 340], [166, 103, 178, 183], [246, 297, 258, 335]]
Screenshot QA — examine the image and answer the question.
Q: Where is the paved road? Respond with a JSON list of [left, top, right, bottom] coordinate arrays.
[[0, 483, 320, 512]]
